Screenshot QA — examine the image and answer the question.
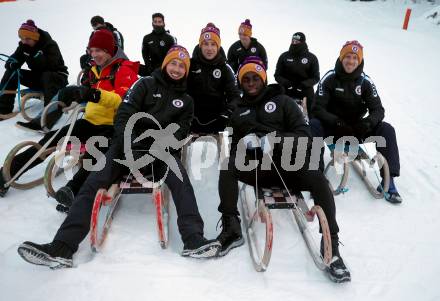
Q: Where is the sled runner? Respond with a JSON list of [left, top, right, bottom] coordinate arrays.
[[1, 105, 84, 190], [324, 143, 390, 199], [90, 172, 171, 252], [239, 184, 332, 272]]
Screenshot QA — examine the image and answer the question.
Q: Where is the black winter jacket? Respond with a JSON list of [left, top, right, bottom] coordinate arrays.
[[230, 84, 311, 159], [274, 43, 319, 98], [114, 69, 193, 153], [313, 59, 385, 130], [227, 37, 268, 73], [142, 29, 176, 75], [187, 46, 240, 123], [10, 29, 68, 75]]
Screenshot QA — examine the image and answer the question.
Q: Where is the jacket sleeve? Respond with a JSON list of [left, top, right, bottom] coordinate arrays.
[[362, 76, 385, 128], [280, 97, 312, 139], [223, 63, 241, 109], [113, 78, 146, 145], [172, 96, 194, 151], [259, 44, 268, 70], [97, 64, 139, 110], [227, 44, 239, 74], [141, 36, 150, 67], [8, 44, 26, 68], [301, 54, 320, 88], [313, 73, 340, 126], [27, 42, 62, 71], [274, 53, 291, 87]]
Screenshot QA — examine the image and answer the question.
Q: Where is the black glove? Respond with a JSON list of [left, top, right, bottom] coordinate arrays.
[[57, 86, 83, 106], [334, 119, 354, 137], [5, 58, 20, 71], [353, 120, 371, 138], [80, 87, 101, 103]]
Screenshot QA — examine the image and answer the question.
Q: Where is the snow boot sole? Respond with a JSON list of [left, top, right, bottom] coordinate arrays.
[[217, 236, 244, 257], [17, 243, 73, 269], [182, 241, 221, 258]]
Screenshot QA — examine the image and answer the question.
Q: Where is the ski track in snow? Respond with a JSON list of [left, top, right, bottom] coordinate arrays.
[[1, 0, 440, 300]]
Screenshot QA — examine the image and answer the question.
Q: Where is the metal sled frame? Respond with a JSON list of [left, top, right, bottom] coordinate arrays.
[[43, 143, 86, 198], [1, 105, 85, 190], [239, 184, 332, 272], [324, 144, 390, 198], [90, 173, 171, 252]]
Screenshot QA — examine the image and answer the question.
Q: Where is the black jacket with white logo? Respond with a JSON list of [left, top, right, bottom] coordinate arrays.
[[230, 84, 311, 158], [187, 46, 240, 123], [227, 37, 268, 73], [114, 69, 193, 152], [313, 59, 384, 128], [142, 29, 176, 75], [274, 43, 319, 99]]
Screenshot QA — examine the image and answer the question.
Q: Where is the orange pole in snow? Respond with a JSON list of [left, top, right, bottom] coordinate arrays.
[[403, 8, 412, 30]]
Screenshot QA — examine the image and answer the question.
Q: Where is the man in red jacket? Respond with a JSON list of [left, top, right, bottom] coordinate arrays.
[[0, 30, 138, 208]]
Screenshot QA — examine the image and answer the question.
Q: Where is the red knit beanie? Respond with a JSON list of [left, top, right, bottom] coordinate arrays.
[[88, 29, 115, 56]]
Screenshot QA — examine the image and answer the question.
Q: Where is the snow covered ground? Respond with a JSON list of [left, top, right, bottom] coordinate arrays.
[[1, 0, 439, 300]]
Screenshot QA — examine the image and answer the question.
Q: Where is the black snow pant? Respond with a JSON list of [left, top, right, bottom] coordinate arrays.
[[53, 144, 204, 252], [7, 119, 113, 186], [218, 153, 339, 235], [0, 68, 67, 114], [310, 118, 400, 177]]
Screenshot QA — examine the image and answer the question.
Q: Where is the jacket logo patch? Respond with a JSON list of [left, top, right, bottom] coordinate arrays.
[[153, 93, 162, 98], [265, 101, 276, 113], [203, 33, 211, 40], [301, 58, 308, 64], [160, 40, 165, 46], [355, 85, 362, 95], [148, 41, 154, 44], [213, 69, 222, 78], [287, 59, 294, 62], [172, 99, 184, 108], [240, 109, 251, 116], [335, 88, 344, 92], [251, 47, 256, 53]]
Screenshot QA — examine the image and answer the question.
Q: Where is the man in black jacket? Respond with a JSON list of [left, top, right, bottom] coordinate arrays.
[[227, 19, 268, 74], [188, 23, 240, 134], [216, 56, 351, 283], [140, 13, 176, 76], [17, 46, 221, 269], [274, 32, 320, 116], [0, 20, 68, 119], [311, 40, 402, 204]]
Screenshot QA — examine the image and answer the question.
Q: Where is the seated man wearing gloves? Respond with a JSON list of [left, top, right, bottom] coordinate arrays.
[[216, 56, 350, 283], [0, 30, 138, 205]]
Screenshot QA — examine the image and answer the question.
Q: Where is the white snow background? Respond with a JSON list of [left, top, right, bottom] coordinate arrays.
[[0, 0, 439, 300]]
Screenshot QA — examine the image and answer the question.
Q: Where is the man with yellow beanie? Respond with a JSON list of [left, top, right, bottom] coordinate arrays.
[[311, 40, 402, 204], [17, 45, 221, 269], [0, 20, 68, 121], [226, 19, 268, 74], [187, 23, 240, 134], [216, 56, 351, 283]]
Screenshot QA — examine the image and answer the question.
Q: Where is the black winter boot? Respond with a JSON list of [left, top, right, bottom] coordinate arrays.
[[17, 240, 73, 269], [321, 235, 351, 283], [216, 214, 244, 256], [182, 235, 220, 258]]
